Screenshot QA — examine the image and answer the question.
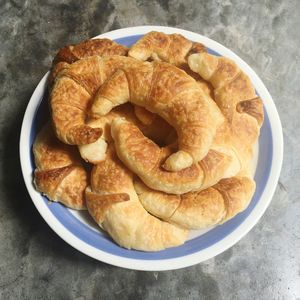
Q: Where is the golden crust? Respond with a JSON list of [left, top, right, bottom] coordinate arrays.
[[78, 103, 174, 164], [135, 175, 255, 229], [91, 60, 224, 171], [130, 50, 263, 228], [128, 31, 206, 67], [33, 124, 88, 210], [53, 38, 128, 65], [188, 52, 264, 168], [33, 33, 264, 248], [49, 56, 139, 145], [111, 118, 241, 194], [188, 52, 263, 127], [85, 148, 188, 251]]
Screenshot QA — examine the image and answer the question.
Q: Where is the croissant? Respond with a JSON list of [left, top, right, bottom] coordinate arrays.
[[33, 124, 88, 210], [128, 31, 206, 67], [49, 55, 139, 145], [188, 53, 264, 154], [134, 176, 255, 229], [111, 118, 241, 194], [91, 60, 224, 171], [85, 147, 188, 251], [78, 103, 174, 164], [130, 53, 264, 226]]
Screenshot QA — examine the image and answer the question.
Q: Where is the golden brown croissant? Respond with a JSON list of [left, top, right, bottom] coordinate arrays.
[[111, 118, 241, 194], [128, 31, 206, 67], [85, 147, 188, 251], [134, 176, 255, 229], [33, 124, 88, 210], [49, 55, 139, 145], [111, 51, 263, 227], [129, 52, 263, 228], [188, 53, 264, 153], [91, 60, 224, 171]]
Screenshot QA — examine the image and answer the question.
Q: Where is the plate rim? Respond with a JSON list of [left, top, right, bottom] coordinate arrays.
[[19, 25, 283, 271]]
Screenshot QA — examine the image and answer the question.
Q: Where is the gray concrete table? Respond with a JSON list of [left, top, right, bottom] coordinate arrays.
[[0, 1, 299, 299]]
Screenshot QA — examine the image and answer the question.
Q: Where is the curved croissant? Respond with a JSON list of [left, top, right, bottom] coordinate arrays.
[[91, 60, 224, 171], [112, 52, 263, 226], [49, 55, 139, 145], [85, 147, 188, 251], [188, 53, 264, 156], [128, 31, 206, 67], [128, 52, 263, 228], [134, 176, 255, 229], [33, 124, 88, 210], [111, 118, 241, 194]]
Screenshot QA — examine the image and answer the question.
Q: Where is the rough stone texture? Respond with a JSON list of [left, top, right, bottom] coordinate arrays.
[[0, 0, 299, 299]]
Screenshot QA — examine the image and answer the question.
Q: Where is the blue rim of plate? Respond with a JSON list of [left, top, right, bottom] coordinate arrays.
[[27, 34, 273, 260]]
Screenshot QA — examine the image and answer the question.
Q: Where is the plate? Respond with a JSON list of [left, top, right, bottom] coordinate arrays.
[[19, 26, 283, 271]]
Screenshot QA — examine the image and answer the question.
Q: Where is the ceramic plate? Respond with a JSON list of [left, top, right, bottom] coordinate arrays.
[[19, 26, 283, 271]]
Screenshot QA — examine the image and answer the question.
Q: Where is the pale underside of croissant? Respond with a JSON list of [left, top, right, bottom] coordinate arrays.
[[91, 60, 224, 171], [128, 31, 206, 67], [33, 124, 88, 210], [85, 147, 188, 251], [49, 55, 140, 145]]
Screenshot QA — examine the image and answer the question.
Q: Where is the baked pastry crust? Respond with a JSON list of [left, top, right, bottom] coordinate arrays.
[[188, 52, 264, 169], [85, 147, 188, 251], [53, 38, 128, 65], [33, 124, 88, 210], [79, 103, 174, 164], [134, 176, 255, 229], [32, 33, 264, 249], [125, 51, 263, 228], [49, 55, 139, 145], [91, 60, 224, 171], [111, 118, 240, 194], [128, 31, 206, 67]]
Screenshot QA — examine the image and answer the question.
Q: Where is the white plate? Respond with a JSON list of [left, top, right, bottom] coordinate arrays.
[[19, 26, 283, 271]]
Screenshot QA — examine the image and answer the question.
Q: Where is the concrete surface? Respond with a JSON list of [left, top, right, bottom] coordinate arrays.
[[0, 0, 299, 299]]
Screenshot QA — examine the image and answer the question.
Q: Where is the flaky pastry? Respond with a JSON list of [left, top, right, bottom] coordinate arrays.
[[33, 124, 88, 210], [91, 60, 224, 171], [85, 147, 188, 251], [128, 31, 206, 67], [49, 55, 139, 145]]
